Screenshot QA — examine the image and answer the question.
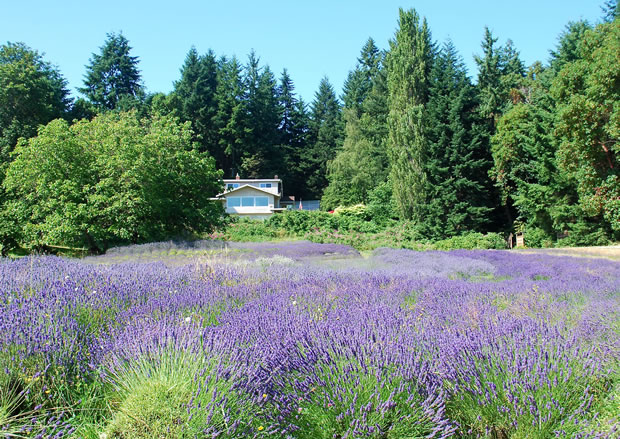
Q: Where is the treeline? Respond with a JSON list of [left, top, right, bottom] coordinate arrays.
[[0, 3, 618, 253], [324, 6, 619, 246]]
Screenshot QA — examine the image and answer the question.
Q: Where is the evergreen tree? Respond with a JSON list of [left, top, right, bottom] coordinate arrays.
[[549, 21, 591, 73], [385, 8, 432, 221], [277, 70, 309, 196], [80, 33, 144, 111], [474, 28, 526, 227], [323, 42, 389, 210], [173, 47, 218, 155], [602, 0, 619, 22], [241, 52, 280, 177], [342, 38, 382, 116], [423, 41, 495, 238], [302, 77, 343, 198], [491, 63, 564, 241], [213, 56, 249, 177]]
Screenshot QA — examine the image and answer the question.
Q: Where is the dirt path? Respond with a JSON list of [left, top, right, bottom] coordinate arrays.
[[517, 245, 620, 261]]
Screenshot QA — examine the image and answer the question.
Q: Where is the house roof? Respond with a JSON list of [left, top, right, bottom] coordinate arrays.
[[223, 178, 281, 183], [215, 184, 281, 198]]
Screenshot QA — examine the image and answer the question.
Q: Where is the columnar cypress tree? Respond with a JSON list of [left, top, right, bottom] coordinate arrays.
[[385, 8, 432, 221]]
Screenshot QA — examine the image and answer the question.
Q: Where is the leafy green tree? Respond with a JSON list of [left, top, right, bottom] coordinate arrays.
[[322, 108, 385, 210], [385, 8, 432, 221], [552, 19, 620, 233], [422, 41, 495, 238], [302, 77, 343, 198], [0, 42, 71, 253], [3, 112, 223, 253], [491, 65, 562, 239], [173, 47, 218, 155], [0, 42, 70, 158], [80, 33, 144, 111]]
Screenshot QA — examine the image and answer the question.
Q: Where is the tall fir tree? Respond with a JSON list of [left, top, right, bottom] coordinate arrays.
[[549, 21, 592, 73], [342, 38, 382, 116], [385, 8, 433, 221], [80, 33, 144, 111], [173, 47, 218, 155], [475, 27, 526, 227], [213, 56, 249, 177], [241, 52, 281, 177], [423, 41, 495, 238], [276, 70, 309, 196], [302, 77, 343, 198]]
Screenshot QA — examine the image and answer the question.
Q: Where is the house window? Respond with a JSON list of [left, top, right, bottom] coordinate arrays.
[[226, 183, 239, 190], [259, 183, 272, 188], [227, 197, 241, 207], [241, 197, 254, 207], [255, 196, 268, 207]]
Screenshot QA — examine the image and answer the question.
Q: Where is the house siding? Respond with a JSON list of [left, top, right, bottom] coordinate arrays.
[[223, 186, 276, 215]]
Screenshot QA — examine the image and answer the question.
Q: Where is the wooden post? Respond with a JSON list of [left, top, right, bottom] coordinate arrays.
[[516, 232, 525, 248]]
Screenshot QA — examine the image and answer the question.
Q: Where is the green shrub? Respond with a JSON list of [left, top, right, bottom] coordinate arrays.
[[524, 227, 554, 248], [432, 232, 507, 250], [104, 349, 257, 438]]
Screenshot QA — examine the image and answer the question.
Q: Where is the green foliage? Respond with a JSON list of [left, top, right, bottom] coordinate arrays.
[[552, 19, 620, 233], [386, 8, 432, 221], [173, 47, 218, 156], [284, 357, 441, 439], [0, 42, 70, 158], [322, 109, 386, 210], [423, 41, 496, 239], [104, 350, 256, 438], [302, 77, 343, 198], [221, 217, 284, 242], [276, 72, 310, 198], [432, 232, 507, 251], [3, 111, 223, 253], [323, 39, 389, 211], [523, 227, 554, 248], [80, 33, 144, 111]]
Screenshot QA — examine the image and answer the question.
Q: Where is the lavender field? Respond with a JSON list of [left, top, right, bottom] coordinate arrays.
[[1, 241, 618, 438]]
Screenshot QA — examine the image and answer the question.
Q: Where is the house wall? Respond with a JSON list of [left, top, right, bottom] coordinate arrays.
[[224, 187, 277, 215]]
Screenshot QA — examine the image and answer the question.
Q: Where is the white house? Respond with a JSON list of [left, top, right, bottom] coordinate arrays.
[[213, 177, 286, 220]]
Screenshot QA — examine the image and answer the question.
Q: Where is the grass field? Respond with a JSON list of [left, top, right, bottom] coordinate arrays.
[[0, 241, 618, 438]]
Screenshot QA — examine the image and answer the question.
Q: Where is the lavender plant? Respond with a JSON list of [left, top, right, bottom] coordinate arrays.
[[0, 243, 617, 437]]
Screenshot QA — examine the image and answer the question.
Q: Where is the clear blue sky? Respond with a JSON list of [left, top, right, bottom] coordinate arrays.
[[1, 1, 605, 104]]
